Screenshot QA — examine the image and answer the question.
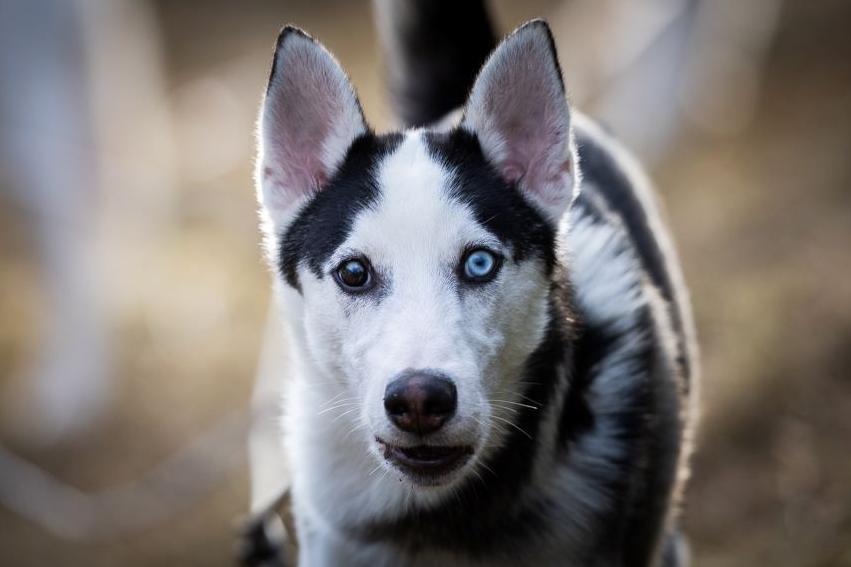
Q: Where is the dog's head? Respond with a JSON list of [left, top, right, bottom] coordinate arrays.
[[257, 22, 578, 492]]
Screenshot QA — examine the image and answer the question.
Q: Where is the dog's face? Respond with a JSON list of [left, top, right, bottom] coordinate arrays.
[[257, 23, 577, 491]]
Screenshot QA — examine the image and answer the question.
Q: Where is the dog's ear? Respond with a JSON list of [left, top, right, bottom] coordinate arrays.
[[257, 27, 368, 229], [461, 20, 578, 224]]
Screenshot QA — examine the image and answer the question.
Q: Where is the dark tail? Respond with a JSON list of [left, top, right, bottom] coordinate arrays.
[[374, 0, 497, 128]]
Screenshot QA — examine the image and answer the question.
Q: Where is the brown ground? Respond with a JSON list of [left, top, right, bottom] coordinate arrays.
[[1, 1, 849, 565]]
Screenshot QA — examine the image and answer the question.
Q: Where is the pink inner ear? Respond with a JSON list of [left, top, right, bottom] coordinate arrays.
[[264, 77, 336, 201], [501, 162, 524, 183], [260, 34, 365, 219], [496, 108, 571, 197], [262, 160, 327, 203]]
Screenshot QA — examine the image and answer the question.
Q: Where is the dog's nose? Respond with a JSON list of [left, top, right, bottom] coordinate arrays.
[[384, 372, 457, 435]]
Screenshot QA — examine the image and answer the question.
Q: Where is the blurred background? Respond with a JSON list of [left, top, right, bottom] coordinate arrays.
[[0, 0, 849, 565]]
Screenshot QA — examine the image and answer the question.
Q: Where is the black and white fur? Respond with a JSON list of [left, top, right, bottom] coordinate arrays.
[[251, 6, 698, 566]]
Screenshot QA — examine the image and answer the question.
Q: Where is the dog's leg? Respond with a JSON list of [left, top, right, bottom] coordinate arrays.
[[240, 303, 293, 565], [236, 500, 289, 567], [658, 528, 690, 567], [249, 303, 291, 513], [296, 521, 403, 567], [296, 520, 359, 567]]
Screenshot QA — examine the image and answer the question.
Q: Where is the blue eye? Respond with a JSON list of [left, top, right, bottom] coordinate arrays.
[[462, 249, 500, 282]]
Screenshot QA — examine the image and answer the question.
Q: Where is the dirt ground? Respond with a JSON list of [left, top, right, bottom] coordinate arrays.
[[1, 1, 849, 565]]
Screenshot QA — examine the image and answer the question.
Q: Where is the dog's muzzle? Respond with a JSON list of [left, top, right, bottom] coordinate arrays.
[[380, 370, 473, 484]]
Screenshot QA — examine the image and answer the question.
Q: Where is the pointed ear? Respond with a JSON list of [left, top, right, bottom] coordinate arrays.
[[257, 27, 368, 229], [461, 20, 578, 223]]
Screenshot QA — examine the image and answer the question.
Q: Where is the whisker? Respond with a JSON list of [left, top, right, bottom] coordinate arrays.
[[491, 390, 543, 406], [318, 394, 358, 407], [490, 399, 540, 410], [477, 461, 498, 479], [318, 391, 348, 407], [509, 381, 543, 387], [340, 422, 368, 444], [470, 467, 486, 487], [330, 407, 360, 424], [490, 415, 533, 440], [316, 401, 360, 415]]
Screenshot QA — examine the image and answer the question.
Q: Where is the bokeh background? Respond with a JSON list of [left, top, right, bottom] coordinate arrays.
[[1, 0, 849, 565]]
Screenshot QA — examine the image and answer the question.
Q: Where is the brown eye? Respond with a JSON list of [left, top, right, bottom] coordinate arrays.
[[335, 259, 372, 291]]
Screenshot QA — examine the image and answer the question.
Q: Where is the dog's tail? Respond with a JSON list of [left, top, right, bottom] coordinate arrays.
[[374, 0, 497, 128]]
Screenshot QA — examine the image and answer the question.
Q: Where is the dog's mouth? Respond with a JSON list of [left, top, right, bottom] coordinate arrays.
[[377, 438, 473, 485]]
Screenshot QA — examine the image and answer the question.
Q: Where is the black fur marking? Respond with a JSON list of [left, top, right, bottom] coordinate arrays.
[[353, 297, 573, 557], [558, 325, 599, 448], [279, 133, 402, 290], [424, 129, 557, 273], [576, 129, 692, 388]]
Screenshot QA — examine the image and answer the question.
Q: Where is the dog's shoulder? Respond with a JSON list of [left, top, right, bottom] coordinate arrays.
[[569, 112, 697, 390]]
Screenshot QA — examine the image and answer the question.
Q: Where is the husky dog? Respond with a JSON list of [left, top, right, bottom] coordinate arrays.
[[249, 4, 698, 566]]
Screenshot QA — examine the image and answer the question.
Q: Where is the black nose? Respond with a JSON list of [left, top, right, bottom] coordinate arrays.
[[384, 371, 457, 435]]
